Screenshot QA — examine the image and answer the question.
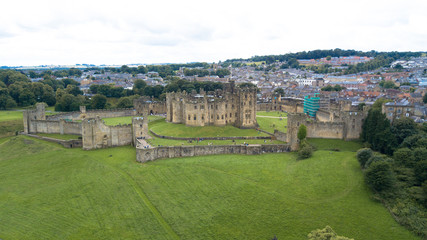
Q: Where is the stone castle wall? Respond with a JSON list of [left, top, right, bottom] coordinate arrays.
[[136, 144, 290, 163], [29, 119, 82, 135], [134, 97, 167, 115], [82, 117, 133, 150]]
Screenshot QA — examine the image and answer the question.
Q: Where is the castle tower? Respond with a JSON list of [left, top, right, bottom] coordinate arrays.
[[82, 118, 97, 150], [286, 113, 307, 151], [132, 117, 149, 146], [35, 103, 46, 120]]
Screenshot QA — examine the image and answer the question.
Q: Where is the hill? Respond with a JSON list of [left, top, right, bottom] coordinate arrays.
[[0, 136, 418, 239]]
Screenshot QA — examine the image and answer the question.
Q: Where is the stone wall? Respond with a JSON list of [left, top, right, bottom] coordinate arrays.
[[134, 97, 167, 115], [136, 144, 290, 163], [28, 119, 82, 135], [274, 130, 287, 142], [24, 133, 82, 148], [82, 117, 133, 150]]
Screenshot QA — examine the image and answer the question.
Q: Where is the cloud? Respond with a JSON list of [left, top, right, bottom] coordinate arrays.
[[0, 0, 426, 66]]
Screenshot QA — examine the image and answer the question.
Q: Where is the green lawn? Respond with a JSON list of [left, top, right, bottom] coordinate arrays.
[[103, 115, 164, 126], [36, 133, 81, 140], [256, 111, 287, 117], [149, 119, 268, 138], [0, 136, 418, 239], [0, 110, 23, 122], [256, 116, 287, 133], [307, 138, 363, 152]]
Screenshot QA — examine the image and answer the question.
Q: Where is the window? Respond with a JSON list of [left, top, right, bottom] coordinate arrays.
[[201, 105, 204, 110], [194, 115, 196, 120], [232, 104, 234, 109], [389, 107, 393, 111], [397, 109, 401, 114], [249, 101, 252, 106], [194, 105, 197, 110], [202, 115, 204, 120], [225, 104, 228, 109], [388, 113, 393, 117], [217, 115, 219, 120], [188, 115, 191, 120], [230, 113, 232, 118], [406, 113, 409, 117], [235, 112, 237, 117], [221, 115, 224, 119]]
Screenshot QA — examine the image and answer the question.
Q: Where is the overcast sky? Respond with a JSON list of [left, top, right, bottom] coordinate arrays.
[[1, 0, 426, 66]]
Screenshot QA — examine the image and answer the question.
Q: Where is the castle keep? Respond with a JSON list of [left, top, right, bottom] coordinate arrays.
[[166, 82, 257, 128]]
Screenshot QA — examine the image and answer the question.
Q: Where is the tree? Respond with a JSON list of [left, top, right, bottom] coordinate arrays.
[[356, 148, 373, 168], [308, 225, 353, 240], [273, 88, 285, 96], [297, 124, 307, 141], [0, 88, 17, 109], [116, 97, 133, 108], [91, 94, 107, 109], [55, 93, 82, 112], [365, 161, 395, 192], [393, 148, 415, 167], [391, 117, 417, 145]]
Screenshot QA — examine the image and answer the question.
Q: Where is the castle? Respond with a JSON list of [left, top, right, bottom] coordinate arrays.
[[166, 82, 257, 128]]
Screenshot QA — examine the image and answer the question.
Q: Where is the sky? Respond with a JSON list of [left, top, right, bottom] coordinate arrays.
[[0, 0, 426, 66]]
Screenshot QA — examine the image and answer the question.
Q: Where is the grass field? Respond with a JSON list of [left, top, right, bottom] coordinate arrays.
[[257, 111, 287, 117], [256, 111, 287, 133], [149, 119, 268, 138], [0, 135, 418, 239], [36, 133, 81, 140], [102, 115, 165, 126], [0, 110, 24, 137], [0, 110, 23, 122]]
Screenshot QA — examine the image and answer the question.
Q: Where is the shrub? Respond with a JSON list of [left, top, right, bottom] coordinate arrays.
[[364, 155, 384, 169], [356, 148, 373, 168], [365, 161, 396, 192], [307, 225, 353, 240], [298, 141, 313, 160], [393, 148, 414, 167], [297, 124, 307, 141]]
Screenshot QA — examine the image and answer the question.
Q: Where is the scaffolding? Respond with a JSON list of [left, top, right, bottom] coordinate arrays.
[[304, 93, 320, 118]]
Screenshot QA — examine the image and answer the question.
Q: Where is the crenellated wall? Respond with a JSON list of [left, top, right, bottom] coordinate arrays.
[[136, 144, 290, 163]]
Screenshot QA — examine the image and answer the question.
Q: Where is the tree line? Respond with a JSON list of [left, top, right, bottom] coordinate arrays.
[[358, 99, 427, 237]]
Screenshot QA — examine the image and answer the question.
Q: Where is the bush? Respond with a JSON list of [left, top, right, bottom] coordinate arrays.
[[364, 155, 384, 169], [298, 141, 314, 160], [365, 161, 396, 192], [307, 225, 353, 240], [356, 148, 373, 168]]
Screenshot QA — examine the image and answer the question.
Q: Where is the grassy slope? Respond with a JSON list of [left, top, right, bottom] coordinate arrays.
[[36, 133, 81, 140], [0, 110, 24, 138], [150, 119, 268, 138], [0, 136, 418, 240]]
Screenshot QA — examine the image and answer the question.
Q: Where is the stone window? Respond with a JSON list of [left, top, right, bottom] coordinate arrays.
[[217, 115, 219, 120], [249, 101, 252, 106], [229, 113, 232, 118], [201, 105, 204, 110], [389, 107, 393, 111], [397, 109, 401, 113], [194, 105, 197, 110], [188, 115, 191, 120], [194, 115, 196, 120], [140, 124, 142, 127], [235, 112, 237, 117], [225, 104, 228, 109], [225, 114, 227, 119], [232, 104, 234, 109], [202, 115, 204, 120], [211, 115, 213, 119], [221, 115, 224, 119], [245, 94, 247, 99]]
